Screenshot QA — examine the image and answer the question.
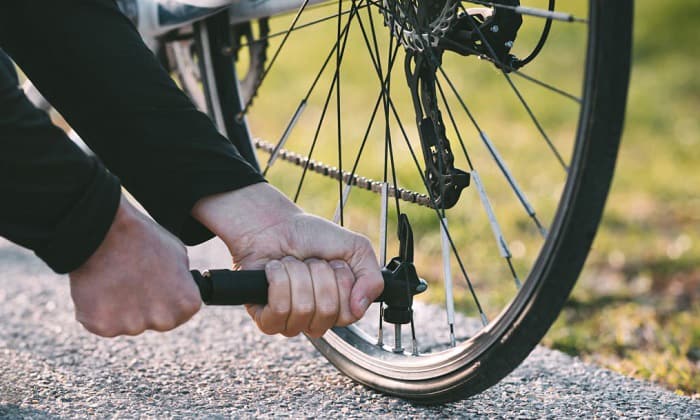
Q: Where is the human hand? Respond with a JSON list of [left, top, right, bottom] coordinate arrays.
[[69, 196, 201, 337], [192, 183, 383, 338]]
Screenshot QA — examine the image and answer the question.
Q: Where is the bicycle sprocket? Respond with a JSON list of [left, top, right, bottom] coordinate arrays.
[[381, 0, 459, 52]]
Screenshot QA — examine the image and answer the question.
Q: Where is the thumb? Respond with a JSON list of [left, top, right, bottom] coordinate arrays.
[[348, 246, 384, 320]]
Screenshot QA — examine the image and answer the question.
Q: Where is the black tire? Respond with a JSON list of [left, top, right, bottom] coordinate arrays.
[[175, 0, 632, 403]]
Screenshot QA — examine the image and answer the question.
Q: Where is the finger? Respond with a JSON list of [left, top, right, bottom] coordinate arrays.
[[258, 260, 291, 335], [306, 259, 339, 338], [245, 303, 263, 325], [75, 313, 119, 338], [108, 315, 145, 337], [282, 257, 314, 337], [330, 260, 356, 326], [348, 237, 384, 319], [147, 307, 177, 332], [171, 285, 203, 326]]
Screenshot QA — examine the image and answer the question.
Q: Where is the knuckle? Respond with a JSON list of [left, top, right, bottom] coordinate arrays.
[[335, 311, 358, 327], [123, 325, 145, 337], [259, 323, 282, 336], [267, 274, 289, 288], [148, 316, 177, 332], [94, 328, 119, 338], [306, 328, 327, 339], [78, 317, 114, 337], [335, 270, 355, 287], [270, 303, 290, 318], [305, 258, 324, 269], [122, 317, 146, 336], [294, 303, 315, 317], [281, 256, 299, 264], [282, 329, 302, 338], [180, 296, 202, 317], [356, 235, 372, 250], [336, 313, 358, 327], [95, 324, 121, 337], [316, 303, 337, 318]]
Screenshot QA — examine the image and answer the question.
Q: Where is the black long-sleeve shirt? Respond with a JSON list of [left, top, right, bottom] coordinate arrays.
[[0, 0, 265, 273]]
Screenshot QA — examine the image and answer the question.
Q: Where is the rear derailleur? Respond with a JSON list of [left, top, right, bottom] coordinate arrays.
[[405, 49, 470, 210], [440, 1, 524, 71]]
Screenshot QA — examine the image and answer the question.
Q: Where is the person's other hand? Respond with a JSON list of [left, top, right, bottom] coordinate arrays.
[[70, 196, 201, 337], [192, 183, 383, 338]]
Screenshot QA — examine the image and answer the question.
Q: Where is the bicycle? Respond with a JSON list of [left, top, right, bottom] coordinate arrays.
[[25, 0, 633, 404]]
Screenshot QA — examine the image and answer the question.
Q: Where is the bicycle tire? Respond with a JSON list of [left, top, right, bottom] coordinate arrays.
[[176, 0, 632, 403]]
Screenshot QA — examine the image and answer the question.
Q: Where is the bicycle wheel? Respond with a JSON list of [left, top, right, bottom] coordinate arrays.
[[171, 0, 632, 403]]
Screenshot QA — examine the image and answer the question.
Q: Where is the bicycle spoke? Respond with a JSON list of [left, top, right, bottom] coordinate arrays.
[[379, 183, 389, 266], [334, 0, 346, 225], [332, 184, 352, 224], [459, 5, 569, 171], [437, 68, 548, 237], [437, 40, 582, 104], [471, 170, 522, 288], [410, 317, 419, 356], [297, 0, 401, 222], [292, 2, 361, 202], [511, 69, 581, 104], [377, 302, 385, 346], [377, 9, 398, 345], [440, 217, 457, 346], [331, 35, 403, 226], [339, 3, 406, 220], [263, 102, 306, 175], [262, 11, 359, 175], [238, 0, 313, 117], [238, 5, 370, 48], [435, 79, 522, 289]]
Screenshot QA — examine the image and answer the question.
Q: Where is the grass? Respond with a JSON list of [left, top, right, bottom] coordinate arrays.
[[540, 1, 700, 396], [241, 0, 699, 396]]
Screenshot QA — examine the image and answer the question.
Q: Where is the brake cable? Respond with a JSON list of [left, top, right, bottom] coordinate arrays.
[[512, 0, 555, 69]]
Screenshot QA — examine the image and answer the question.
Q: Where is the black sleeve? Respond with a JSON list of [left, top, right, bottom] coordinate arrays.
[[0, 0, 265, 257], [0, 48, 121, 273]]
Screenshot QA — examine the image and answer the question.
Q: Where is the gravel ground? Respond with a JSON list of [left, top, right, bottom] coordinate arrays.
[[1, 238, 698, 418]]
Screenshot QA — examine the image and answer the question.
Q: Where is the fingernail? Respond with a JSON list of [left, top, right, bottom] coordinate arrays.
[[358, 297, 369, 313], [266, 260, 283, 270], [330, 261, 345, 269]]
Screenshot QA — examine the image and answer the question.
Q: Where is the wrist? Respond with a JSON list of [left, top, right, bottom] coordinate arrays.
[[73, 194, 142, 273], [191, 183, 302, 244]]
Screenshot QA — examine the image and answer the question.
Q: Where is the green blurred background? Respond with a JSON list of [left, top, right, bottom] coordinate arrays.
[[542, 1, 700, 396], [243, 0, 698, 396]]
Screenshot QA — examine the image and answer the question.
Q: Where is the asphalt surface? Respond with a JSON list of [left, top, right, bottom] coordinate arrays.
[[1, 238, 698, 418]]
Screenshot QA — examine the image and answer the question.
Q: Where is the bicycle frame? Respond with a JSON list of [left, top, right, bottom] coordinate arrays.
[[120, 0, 329, 42]]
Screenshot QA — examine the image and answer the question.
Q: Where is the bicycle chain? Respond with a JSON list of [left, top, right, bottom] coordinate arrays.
[[381, 0, 459, 52], [253, 138, 434, 208]]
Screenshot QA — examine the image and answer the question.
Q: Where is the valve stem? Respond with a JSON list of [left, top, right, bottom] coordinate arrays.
[[393, 324, 403, 353]]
